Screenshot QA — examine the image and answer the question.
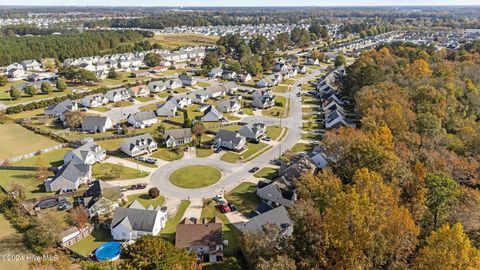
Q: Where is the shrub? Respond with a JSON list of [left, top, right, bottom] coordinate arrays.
[[148, 187, 160, 199]]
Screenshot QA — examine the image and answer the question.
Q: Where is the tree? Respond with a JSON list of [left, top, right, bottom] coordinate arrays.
[[202, 52, 220, 70], [9, 86, 22, 100], [10, 182, 26, 200], [120, 235, 197, 269], [242, 224, 288, 268], [64, 111, 83, 129], [107, 67, 120, 79], [143, 52, 162, 67], [311, 50, 325, 62], [334, 54, 346, 67], [25, 211, 67, 252], [247, 62, 263, 76], [414, 223, 480, 270], [40, 81, 53, 94], [56, 78, 67, 91], [224, 58, 241, 72], [70, 205, 89, 229], [426, 173, 461, 229], [24, 84, 37, 96], [148, 187, 160, 199], [182, 118, 192, 128], [257, 255, 297, 270], [191, 123, 206, 146], [0, 74, 7, 86]]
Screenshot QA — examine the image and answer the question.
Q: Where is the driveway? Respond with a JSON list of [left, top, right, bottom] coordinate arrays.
[[149, 69, 322, 200]]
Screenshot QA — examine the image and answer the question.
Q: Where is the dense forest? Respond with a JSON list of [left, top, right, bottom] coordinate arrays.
[[242, 42, 480, 269], [0, 30, 151, 65]]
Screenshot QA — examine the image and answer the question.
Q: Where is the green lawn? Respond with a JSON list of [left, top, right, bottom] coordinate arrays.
[[302, 106, 319, 113], [92, 163, 149, 181], [149, 33, 218, 50], [291, 143, 314, 153], [0, 214, 31, 270], [208, 124, 243, 133], [224, 113, 241, 121], [253, 167, 279, 180], [91, 107, 111, 112], [69, 228, 113, 257], [274, 96, 287, 108], [0, 170, 55, 199], [0, 86, 73, 106], [169, 165, 221, 188], [112, 100, 134, 107], [161, 200, 191, 236], [0, 124, 59, 160], [136, 96, 155, 103], [151, 147, 184, 161], [262, 107, 287, 118], [197, 82, 211, 88], [266, 125, 283, 140], [220, 142, 270, 163], [96, 138, 124, 151], [196, 148, 214, 158], [301, 133, 323, 141], [139, 101, 164, 112], [240, 107, 253, 115], [7, 108, 45, 119], [272, 84, 290, 93], [225, 182, 261, 216], [283, 79, 296, 85], [301, 83, 315, 91], [126, 193, 165, 208], [12, 147, 72, 167]]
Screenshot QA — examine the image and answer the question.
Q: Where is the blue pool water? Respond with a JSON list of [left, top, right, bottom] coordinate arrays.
[[95, 241, 122, 261]]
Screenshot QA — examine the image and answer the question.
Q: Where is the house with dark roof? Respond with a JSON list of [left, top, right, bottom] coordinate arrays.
[[44, 161, 92, 192], [164, 128, 193, 148], [179, 74, 197, 86], [175, 217, 223, 263], [214, 129, 247, 151], [257, 157, 317, 207], [83, 180, 122, 217], [127, 110, 158, 129], [82, 116, 113, 133], [110, 200, 168, 240], [44, 99, 78, 123], [120, 133, 158, 157], [221, 81, 238, 94], [200, 105, 223, 122], [240, 206, 293, 237]]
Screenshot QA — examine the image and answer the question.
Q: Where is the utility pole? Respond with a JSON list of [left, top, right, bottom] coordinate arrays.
[[279, 116, 282, 158]]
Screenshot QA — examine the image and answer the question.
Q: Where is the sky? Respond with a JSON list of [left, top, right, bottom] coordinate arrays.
[[2, 0, 480, 7]]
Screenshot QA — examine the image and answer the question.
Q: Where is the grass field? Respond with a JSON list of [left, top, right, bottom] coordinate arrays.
[[0, 170, 55, 199], [0, 214, 31, 270], [272, 84, 291, 93], [220, 142, 270, 163], [169, 165, 221, 188], [0, 124, 59, 160], [291, 143, 314, 153], [207, 124, 243, 133], [149, 33, 219, 49], [225, 182, 261, 216], [197, 81, 211, 88], [92, 163, 149, 181], [0, 82, 73, 105], [126, 193, 166, 208], [96, 138, 124, 151], [196, 148, 214, 158], [266, 125, 283, 140], [151, 147, 184, 161], [69, 228, 112, 257], [253, 167, 279, 180], [161, 200, 191, 236], [11, 147, 72, 167], [91, 107, 111, 112]]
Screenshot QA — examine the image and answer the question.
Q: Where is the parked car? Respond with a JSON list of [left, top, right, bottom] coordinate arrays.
[[219, 203, 231, 213], [214, 147, 222, 153], [130, 184, 146, 190], [145, 157, 157, 164], [213, 194, 225, 204], [228, 203, 237, 212], [136, 156, 146, 162], [296, 92, 302, 97], [249, 167, 259, 173]]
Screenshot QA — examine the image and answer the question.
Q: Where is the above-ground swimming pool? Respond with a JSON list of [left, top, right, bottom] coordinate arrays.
[[95, 241, 122, 261], [36, 198, 58, 209]]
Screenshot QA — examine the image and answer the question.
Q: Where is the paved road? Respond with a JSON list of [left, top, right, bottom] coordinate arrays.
[[149, 69, 322, 200]]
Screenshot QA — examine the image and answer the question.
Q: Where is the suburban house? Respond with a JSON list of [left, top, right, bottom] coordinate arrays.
[[127, 110, 158, 129], [128, 85, 150, 97], [150, 65, 168, 73], [188, 90, 210, 104], [83, 180, 122, 218], [179, 74, 197, 86], [110, 201, 168, 241], [163, 128, 193, 148], [236, 72, 252, 83], [295, 65, 307, 74], [175, 217, 224, 263], [208, 68, 223, 78], [238, 123, 266, 141], [7, 68, 25, 78], [64, 139, 106, 165], [257, 74, 282, 87], [257, 157, 317, 207], [106, 88, 131, 102], [273, 63, 289, 72], [305, 58, 320, 65], [200, 105, 224, 122], [252, 95, 275, 109], [167, 95, 192, 109], [82, 94, 109, 108], [148, 81, 168, 92], [216, 98, 241, 113], [131, 70, 149, 78], [120, 133, 158, 157], [44, 161, 92, 192], [214, 129, 247, 151], [221, 70, 237, 80], [21, 59, 42, 70], [206, 85, 226, 99], [240, 206, 293, 237], [221, 81, 239, 94], [167, 79, 182, 89], [44, 99, 78, 122], [156, 101, 178, 117], [82, 116, 113, 133]]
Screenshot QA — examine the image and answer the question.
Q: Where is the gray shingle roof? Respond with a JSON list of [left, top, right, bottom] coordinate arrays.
[[164, 128, 192, 140], [111, 207, 159, 232], [215, 129, 245, 145], [129, 110, 157, 122]]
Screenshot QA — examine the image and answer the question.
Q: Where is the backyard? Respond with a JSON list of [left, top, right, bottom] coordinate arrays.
[[225, 182, 261, 216], [11, 147, 72, 167], [126, 193, 165, 208], [92, 163, 149, 181], [69, 228, 112, 257], [0, 170, 55, 199]]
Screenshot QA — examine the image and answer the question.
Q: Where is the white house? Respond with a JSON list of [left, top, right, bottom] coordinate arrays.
[[163, 128, 193, 148], [64, 139, 106, 165], [127, 110, 158, 129], [82, 94, 109, 108], [82, 116, 113, 133], [106, 88, 131, 102], [120, 133, 158, 157], [214, 129, 247, 151]]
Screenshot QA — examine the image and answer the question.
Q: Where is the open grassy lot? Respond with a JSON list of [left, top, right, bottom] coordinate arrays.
[[161, 200, 191, 236], [151, 147, 184, 161], [126, 193, 165, 208], [291, 143, 314, 153], [0, 170, 55, 199], [0, 214, 31, 270], [12, 147, 73, 167], [96, 138, 124, 151], [196, 148, 214, 158], [169, 165, 221, 189], [0, 124, 59, 160], [91, 107, 110, 112], [149, 33, 219, 49], [266, 125, 283, 140], [197, 81, 211, 88], [253, 167, 279, 180], [0, 82, 73, 105], [92, 163, 149, 181], [301, 133, 323, 141], [220, 142, 270, 163], [225, 182, 262, 217], [136, 96, 155, 103], [272, 84, 291, 93], [207, 124, 243, 133], [69, 228, 112, 257]]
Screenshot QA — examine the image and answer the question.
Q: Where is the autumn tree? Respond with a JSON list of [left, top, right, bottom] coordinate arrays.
[[143, 52, 163, 67], [242, 224, 289, 268], [70, 205, 89, 229], [64, 110, 83, 129], [413, 223, 480, 270], [426, 173, 461, 229], [191, 123, 206, 146], [120, 235, 197, 269], [257, 255, 296, 270], [10, 182, 26, 200], [25, 211, 68, 252], [41, 81, 53, 93]]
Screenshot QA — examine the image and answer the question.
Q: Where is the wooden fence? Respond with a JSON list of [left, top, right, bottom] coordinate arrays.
[[0, 143, 66, 164]]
